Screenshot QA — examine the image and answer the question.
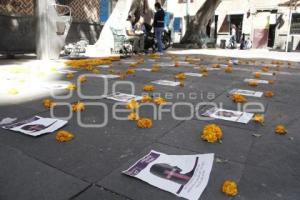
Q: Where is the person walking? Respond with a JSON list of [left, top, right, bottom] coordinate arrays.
[[153, 2, 165, 54]]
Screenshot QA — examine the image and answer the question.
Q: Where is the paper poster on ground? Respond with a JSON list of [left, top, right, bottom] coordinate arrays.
[[185, 73, 203, 77], [244, 78, 269, 84], [229, 89, 263, 97], [105, 92, 143, 102], [252, 72, 273, 76], [96, 65, 111, 69], [123, 150, 214, 200], [152, 80, 180, 86], [202, 107, 254, 124], [135, 68, 152, 72], [98, 74, 120, 79], [1, 116, 67, 136]]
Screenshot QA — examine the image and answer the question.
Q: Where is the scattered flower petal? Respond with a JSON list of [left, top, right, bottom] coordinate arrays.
[[56, 130, 74, 142], [253, 114, 265, 124], [127, 99, 139, 110], [72, 102, 85, 112], [43, 99, 56, 109], [264, 91, 274, 98], [154, 97, 167, 105], [231, 93, 247, 103], [137, 118, 153, 128], [143, 85, 155, 92], [128, 112, 140, 121], [275, 124, 287, 135], [222, 180, 238, 196]]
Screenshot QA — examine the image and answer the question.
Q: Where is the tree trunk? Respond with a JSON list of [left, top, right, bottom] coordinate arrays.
[[180, 0, 221, 47], [129, 0, 166, 24]]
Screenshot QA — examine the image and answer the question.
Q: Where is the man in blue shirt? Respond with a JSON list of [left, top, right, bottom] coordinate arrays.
[[153, 2, 165, 53]]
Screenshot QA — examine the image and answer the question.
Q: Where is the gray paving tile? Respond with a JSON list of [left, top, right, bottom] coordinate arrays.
[[73, 186, 128, 200], [160, 120, 254, 163], [235, 165, 300, 200], [0, 144, 89, 200]]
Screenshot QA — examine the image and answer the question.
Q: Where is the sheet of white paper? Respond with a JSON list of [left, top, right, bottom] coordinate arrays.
[[152, 80, 180, 87], [135, 68, 152, 72], [185, 73, 203, 78], [244, 78, 269, 84], [123, 150, 214, 200], [2, 116, 67, 137], [105, 93, 143, 102], [203, 107, 254, 124], [229, 89, 263, 98], [98, 74, 120, 79], [252, 72, 273, 76], [96, 65, 111, 69]]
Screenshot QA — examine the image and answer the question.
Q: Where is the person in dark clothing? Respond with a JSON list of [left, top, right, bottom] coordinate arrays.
[[240, 33, 246, 50], [153, 2, 165, 53]]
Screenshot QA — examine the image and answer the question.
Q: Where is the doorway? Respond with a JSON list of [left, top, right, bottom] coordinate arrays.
[[230, 14, 243, 42], [268, 24, 276, 48]]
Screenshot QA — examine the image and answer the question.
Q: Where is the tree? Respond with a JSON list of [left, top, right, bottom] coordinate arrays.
[[180, 0, 221, 47]]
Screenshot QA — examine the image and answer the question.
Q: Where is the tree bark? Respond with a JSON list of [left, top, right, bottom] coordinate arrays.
[[180, 0, 221, 46]]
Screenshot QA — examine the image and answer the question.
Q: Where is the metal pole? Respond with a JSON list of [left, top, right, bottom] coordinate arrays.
[[285, 0, 293, 52]]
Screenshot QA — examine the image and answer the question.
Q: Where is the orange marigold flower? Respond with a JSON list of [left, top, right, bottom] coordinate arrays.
[[66, 72, 74, 79], [79, 75, 87, 83], [143, 85, 155, 92], [56, 130, 74, 142], [264, 91, 274, 98], [86, 65, 94, 71], [254, 72, 261, 78], [248, 81, 258, 87], [126, 99, 139, 110], [225, 67, 233, 73], [151, 68, 159, 72], [175, 73, 186, 80], [268, 80, 275, 84], [201, 124, 223, 143], [128, 112, 140, 121], [200, 67, 208, 73], [129, 63, 138, 68], [127, 68, 136, 75], [141, 95, 153, 103], [72, 102, 85, 112], [201, 72, 208, 77], [43, 99, 56, 109], [154, 97, 167, 105], [261, 66, 269, 72], [213, 64, 220, 68], [222, 180, 238, 196], [67, 83, 76, 91], [137, 118, 153, 128], [275, 124, 287, 135], [92, 69, 100, 74], [179, 80, 185, 87], [253, 114, 265, 124], [152, 64, 160, 68], [232, 93, 247, 103]]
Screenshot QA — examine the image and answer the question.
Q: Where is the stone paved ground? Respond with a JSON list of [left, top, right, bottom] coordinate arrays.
[[0, 51, 300, 200]]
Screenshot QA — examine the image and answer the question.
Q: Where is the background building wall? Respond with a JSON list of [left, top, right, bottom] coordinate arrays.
[[0, 0, 103, 54]]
